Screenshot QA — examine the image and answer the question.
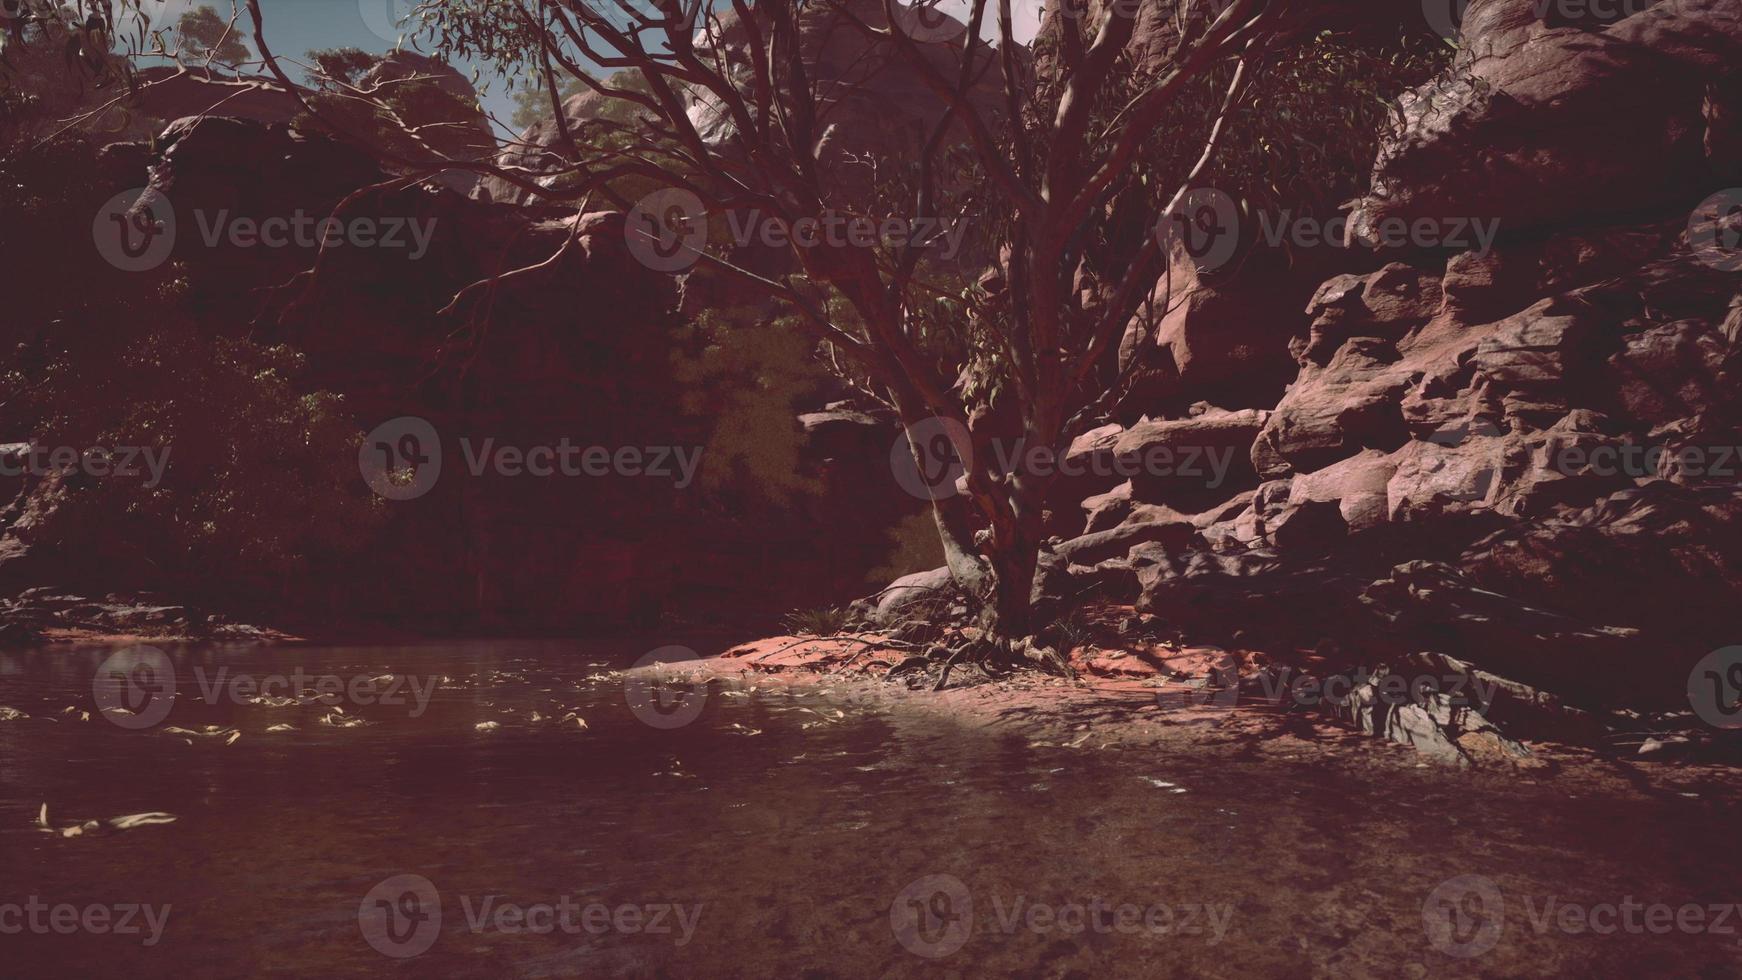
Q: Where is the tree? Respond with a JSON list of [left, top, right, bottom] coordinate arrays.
[[227, 0, 1290, 651], [218, 0, 1442, 654], [176, 5, 250, 67], [510, 72, 588, 130]]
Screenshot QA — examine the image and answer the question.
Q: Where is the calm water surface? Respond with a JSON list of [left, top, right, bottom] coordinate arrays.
[[1, 639, 1738, 977]]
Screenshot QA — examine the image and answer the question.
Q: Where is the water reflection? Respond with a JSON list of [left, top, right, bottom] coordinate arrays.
[[0, 641, 1737, 977]]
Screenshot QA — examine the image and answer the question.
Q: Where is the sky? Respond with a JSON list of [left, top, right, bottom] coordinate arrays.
[[140, 0, 1044, 137], [139, 0, 526, 129]]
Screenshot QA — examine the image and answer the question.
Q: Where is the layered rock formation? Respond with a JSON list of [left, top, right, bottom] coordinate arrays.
[[1031, 0, 1742, 721]]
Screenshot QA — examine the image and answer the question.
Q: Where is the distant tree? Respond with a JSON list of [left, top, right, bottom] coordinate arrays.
[[304, 46, 379, 88], [176, 5, 251, 67], [510, 74, 589, 131]]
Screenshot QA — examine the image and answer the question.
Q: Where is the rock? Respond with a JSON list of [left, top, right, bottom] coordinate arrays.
[[1045, 423, 1128, 534], [1301, 263, 1442, 366], [1118, 244, 1329, 415], [1607, 319, 1728, 425], [1460, 482, 1742, 649], [859, 567, 957, 627], [1112, 409, 1268, 509], [1347, 0, 1742, 242], [1385, 434, 1506, 521], [1082, 482, 1134, 534], [351, 52, 498, 195], [1359, 560, 1652, 709], [1267, 499, 1348, 553], [1305, 666, 1532, 766], [1054, 519, 1197, 568], [1286, 449, 1397, 531]]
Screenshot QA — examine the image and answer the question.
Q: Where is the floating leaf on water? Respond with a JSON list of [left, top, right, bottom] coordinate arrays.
[[107, 812, 178, 830], [474, 721, 501, 732], [0, 707, 29, 721], [37, 804, 176, 838], [264, 723, 296, 733], [162, 726, 241, 741], [246, 695, 301, 708]]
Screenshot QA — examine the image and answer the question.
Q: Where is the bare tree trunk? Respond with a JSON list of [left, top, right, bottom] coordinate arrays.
[[981, 471, 1047, 641]]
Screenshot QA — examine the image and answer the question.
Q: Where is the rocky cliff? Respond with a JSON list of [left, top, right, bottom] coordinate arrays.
[[1027, 0, 1742, 723]]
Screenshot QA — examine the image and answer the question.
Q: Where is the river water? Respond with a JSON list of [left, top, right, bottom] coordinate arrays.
[[1, 639, 1738, 977]]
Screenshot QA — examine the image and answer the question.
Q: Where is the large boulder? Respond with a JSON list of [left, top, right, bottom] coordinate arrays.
[[1113, 408, 1268, 510], [1348, 0, 1742, 242]]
